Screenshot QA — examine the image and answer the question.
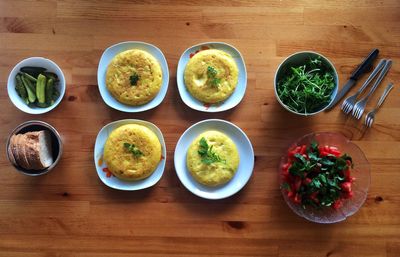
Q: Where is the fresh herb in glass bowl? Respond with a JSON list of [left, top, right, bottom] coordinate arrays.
[[281, 141, 355, 210], [277, 57, 335, 114], [279, 132, 370, 224]]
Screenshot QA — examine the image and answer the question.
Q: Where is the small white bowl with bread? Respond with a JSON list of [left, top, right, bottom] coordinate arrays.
[[6, 120, 63, 176]]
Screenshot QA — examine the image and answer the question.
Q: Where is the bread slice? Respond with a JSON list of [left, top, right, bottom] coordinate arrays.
[[8, 134, 18, 166], [13, 134, 31, 169], [9, 131, 54, 170], [24, 131, 53, 170]]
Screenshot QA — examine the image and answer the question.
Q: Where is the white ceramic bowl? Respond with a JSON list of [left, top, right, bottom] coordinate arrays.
[[97, 41, 169, 112], [274, 51, 339, 116], [174, 119, 254, 199], [7, 57, 66, 114], [94, 119, 167, 190], [177, 42, 247, 112]]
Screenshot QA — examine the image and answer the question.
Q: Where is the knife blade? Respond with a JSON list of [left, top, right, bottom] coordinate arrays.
[[327, 48, 379, 110], [327, 79, 356, 109]]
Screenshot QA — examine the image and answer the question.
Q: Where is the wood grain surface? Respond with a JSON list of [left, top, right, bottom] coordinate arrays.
[[1, 1, 399, 256]]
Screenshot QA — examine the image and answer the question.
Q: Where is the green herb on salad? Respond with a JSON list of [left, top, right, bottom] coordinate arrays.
[[207, 66, 221, 87], [123, 142, 143, 157], [198, 137, 225, 165], [281, 142, 354, 210], [129, 72, 140, 86], [277, 57, 335, 114]]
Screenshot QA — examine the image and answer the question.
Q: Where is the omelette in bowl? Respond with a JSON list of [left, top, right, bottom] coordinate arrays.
[[103, 124, 162, 181], [106, 49, 162, 106], [184, 49, 239, 104], [186, 130, 239, 186]]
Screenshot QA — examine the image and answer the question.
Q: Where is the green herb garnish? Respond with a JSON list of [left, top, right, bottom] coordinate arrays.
[[207, 66, 221, 87], [129, 72, 140, 86], [277, 57, 335, 114], [123, 142, 143, 157], [198, 137, 225, 164], [284, 142, 352, 209]]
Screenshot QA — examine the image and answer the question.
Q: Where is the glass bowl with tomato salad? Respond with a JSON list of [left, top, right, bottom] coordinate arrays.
[[279, 132, 370, 223]]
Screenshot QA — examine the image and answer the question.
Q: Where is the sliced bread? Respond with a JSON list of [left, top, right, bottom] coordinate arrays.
[[8, 130, 54, 170], [24, 131, 54, 170]]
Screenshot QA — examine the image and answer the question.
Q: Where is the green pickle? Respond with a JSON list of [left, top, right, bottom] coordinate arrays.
[[36, 74, 47, 104], [21, 75, 36, 103], [15, 74, 29, 104], [46, 78, 54, 105]]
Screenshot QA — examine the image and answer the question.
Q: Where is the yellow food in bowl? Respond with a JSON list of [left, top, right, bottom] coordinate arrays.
[[186, 131, 239, 186], [106, 49, 162, 106], [184, 49, 239, 104], [103, 124, 162, 181]]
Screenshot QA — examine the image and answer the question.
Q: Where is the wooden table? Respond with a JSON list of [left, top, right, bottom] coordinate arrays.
[[0, 1, 399, 256]]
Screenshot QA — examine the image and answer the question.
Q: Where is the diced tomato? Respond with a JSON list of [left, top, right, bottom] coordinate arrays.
[[341, 182, 352, 192], [293, 193, 302, 204], [288, 148, 297, 158], [318, 146, 329, 156], [282, 163, 290, 173], [343, 191, 354, 199], [303, 177, 312, 185], [332, 199, 343, 210], [344, 169, 351, 181], [328, 146, 341, 157], [300, 145, 307, 155], [309, 191, 319, 203], [287, 191, 294, 198], [346, 160, 352, 167]]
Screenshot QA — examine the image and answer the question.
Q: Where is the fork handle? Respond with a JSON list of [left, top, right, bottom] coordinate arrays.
[[356, 59, 386, 94], [376, 83, 394, 109], [363, 60, 392, 102]]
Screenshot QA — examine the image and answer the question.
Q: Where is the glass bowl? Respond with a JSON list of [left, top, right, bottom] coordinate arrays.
[[279, 132, 370, 223]]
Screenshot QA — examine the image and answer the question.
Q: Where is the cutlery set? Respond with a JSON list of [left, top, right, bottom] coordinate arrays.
[[329, 49, 395, 127]]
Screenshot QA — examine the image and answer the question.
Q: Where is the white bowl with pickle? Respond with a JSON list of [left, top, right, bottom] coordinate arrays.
[[7, 57, 66, 115]]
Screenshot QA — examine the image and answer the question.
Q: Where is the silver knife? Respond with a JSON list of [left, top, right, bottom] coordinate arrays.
[[327, 48, 379, 110]]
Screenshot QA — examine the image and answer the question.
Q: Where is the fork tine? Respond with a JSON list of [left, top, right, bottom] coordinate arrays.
[[343, 103, 351, 114], [351, 105, 357, 116], [341, 102, 346, 111], [358, 108, 364, 119], [367, 116, 373, 127], [365, 115, 370, 126], [356, 108, 362, 119], [353, 107, 360, 119]]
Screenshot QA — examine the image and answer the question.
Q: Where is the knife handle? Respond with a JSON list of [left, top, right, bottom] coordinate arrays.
[[350, 48, 379, 80]]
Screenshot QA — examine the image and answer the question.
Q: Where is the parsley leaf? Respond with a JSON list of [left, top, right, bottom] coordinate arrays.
[[123, 142, 143, 157], [129, 72, 140, 86], [198, 137, 225, 165], [207, 66, 221, 87]]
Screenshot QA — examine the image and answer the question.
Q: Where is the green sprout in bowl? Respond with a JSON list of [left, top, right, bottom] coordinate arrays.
[[277, 57, 335, 114]]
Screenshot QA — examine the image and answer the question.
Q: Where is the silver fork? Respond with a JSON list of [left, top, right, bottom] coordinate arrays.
[[352, 59, 392, 119], [341, 59, 386, 114], [365, 83, 394, 127]]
